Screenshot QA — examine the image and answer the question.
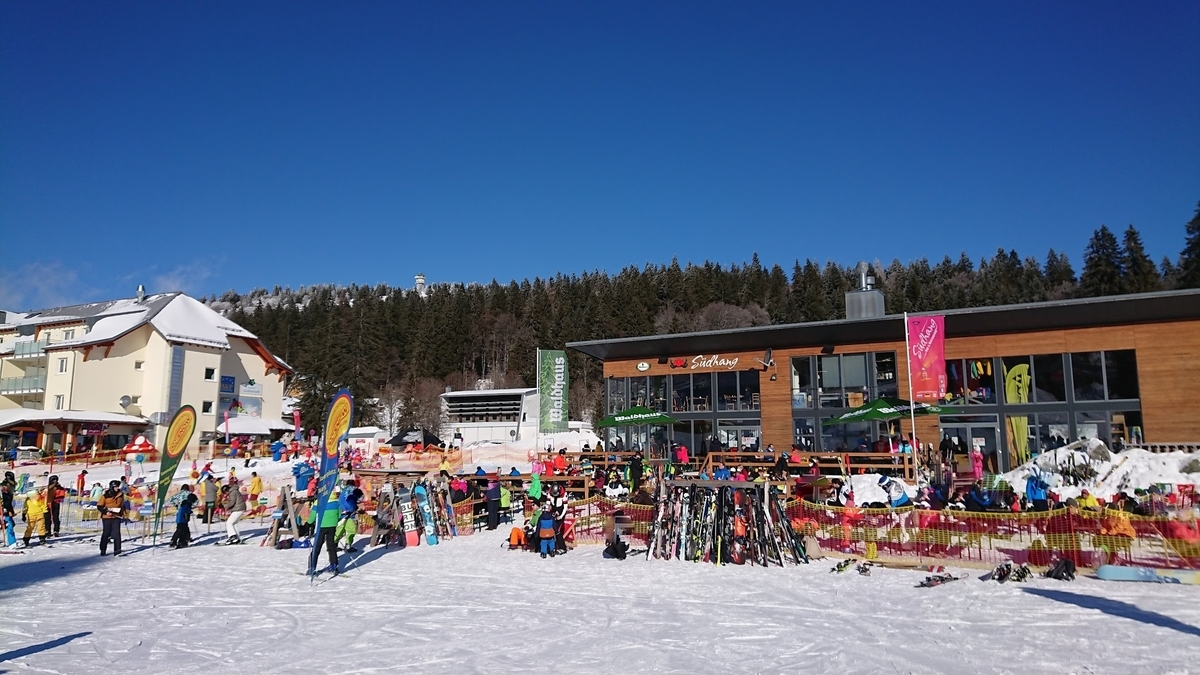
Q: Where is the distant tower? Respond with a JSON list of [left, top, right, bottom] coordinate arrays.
[[414, 273, 427, 298]]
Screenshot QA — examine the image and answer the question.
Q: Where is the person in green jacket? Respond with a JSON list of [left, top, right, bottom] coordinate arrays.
[[499, 485, 512, 523], [308, 497, 342, 574]]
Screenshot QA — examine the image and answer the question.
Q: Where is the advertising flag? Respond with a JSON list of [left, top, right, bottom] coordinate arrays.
[[309, 389, 353, 575], [537, 349, 569, 434], [153, 405, 197, 543], [907, 315, 947, 402]]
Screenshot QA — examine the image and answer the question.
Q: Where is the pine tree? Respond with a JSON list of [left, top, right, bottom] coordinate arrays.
[[1160, 256, 1180, 290], [1180, 201, 1200, 289], [1079, 226, 1124, 297], [1120, 225, 1161, 293]]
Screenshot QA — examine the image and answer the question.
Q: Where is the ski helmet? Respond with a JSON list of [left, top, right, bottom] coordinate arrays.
[[109, 480, 121, 489], [878, 475, 890, 486]]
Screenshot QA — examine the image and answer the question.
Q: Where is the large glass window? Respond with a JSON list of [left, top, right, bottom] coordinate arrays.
[[1071, 352, 1105, 401], [629, 377, 648, 409], [818, 355, 842, 408], [874, 352, 898, 399], [717, 372, 738, 411], [1032, 354, 1066, 402], [945, 358, 997, 405], [822, 420, 872, 453], [693, 420, 713, 454], [793, 418, 817, 452], [739, 369, 760, 410], [716, 419, 761, 452], [649, 376, 668, 412], [692, 373, 712, 412], [1002, 356, 1033, 405], [606, 378, 626, 414], [1037, 413, 1070, 451], [792, 356, 814, 408], [1104, 350, 1139, 400], [670, 374, 691, 413], [1075, 411, 1110, 446]]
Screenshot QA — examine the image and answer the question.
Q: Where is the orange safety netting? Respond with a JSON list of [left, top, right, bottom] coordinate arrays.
[[790, 501, 1200, 569]]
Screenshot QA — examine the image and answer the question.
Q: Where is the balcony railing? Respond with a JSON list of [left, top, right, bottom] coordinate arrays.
[[0, 375, 47, 394], [9, 339, 56, 359]]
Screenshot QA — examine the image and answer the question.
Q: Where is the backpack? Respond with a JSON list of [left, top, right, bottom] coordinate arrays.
[[1044, 558, 1076, 581], [274, 538, 294, 550]]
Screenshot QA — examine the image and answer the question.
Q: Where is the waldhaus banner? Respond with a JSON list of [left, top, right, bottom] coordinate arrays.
[[309, 389, 353, 576], [537, 349, 569, 433], [153, 405, 197, 544]]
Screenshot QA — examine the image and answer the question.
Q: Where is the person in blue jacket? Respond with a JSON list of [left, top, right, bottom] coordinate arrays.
[[878, 475, 911, 508], [713, 463, 732, 480], [1025, 468, 1049, 511], [474, 466, 486, 476], [335, 479, 364, 552], [169, 485, 199, 549], [537, 509, 557, 558], [966, 480, 993, 512]]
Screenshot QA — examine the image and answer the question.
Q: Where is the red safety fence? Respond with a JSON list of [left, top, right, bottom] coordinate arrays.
[[790, 501, 1200, 570]]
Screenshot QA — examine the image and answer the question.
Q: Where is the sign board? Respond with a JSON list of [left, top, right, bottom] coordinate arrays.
[[219, 376, 236, 394]]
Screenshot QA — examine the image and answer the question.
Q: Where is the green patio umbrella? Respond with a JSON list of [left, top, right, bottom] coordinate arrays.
[[596, 406, 678, 428], [820, 397, 959, 426]]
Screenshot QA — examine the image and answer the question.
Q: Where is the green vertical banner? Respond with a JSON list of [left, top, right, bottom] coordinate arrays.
[[153, 405, 197, 544], [537, 349, 569, 433]]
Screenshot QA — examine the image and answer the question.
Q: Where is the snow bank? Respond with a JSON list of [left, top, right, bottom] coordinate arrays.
[[1002, 441, 1200, 501]]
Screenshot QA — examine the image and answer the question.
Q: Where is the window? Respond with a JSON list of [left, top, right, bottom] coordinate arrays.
[[131, 396, 140, 405], [791, 356, 814, 408], [135, 360, 145, 371], [202, 401, 214, 415], [63, 329, 75, 340], [649, 376, 668, 412], [204, 367, 216, 381], [692, 373, 712, 411], [874, 352, 898, 399], [1071, 352, 1105, 401], [793, 418, 817, 451], [605, 378, 625, 414], [670, 374, 691, 412], [57, 357, 68, 374], [54, 394, 64, 410], [1104, 350, 1139, 400], [739, 369, 760, 410], [629, 377, 648, 409], [1032, 354, 1066, 402], [1001, 357, 1032, 404], [717, 371, 738, 410]]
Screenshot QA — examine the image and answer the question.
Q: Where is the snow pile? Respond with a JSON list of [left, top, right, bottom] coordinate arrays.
[[847, 473, 916, 505], [1002, 441, 1200, 501]]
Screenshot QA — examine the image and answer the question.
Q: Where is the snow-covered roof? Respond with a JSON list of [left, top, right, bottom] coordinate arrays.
[[348, 426, 386, 437], [441, 388, 536, 398], [0, 409, 149, 431], [150, 294, 255, 349], [217, 416, 292, 435]]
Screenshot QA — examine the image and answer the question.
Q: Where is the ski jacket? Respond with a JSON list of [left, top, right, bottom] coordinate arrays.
[[23, 494, 48, 520], [338, 488, 363, 515], [249, 476, 263, 495], [968, 487, 992, 510], [553, 455, 568, 473], [201, 480, 218, 502], [97, 491, 125, 519], [499, 486, 512, 509], [549, 494, 568, 520], [176, 493, 197, 524], [1, 483, 13, 516], [486, 482, 501, 501], [47, 483, 67, 504], [1025, 475, 1049, 502], [528, 474, 543, 500], [223, 488, 247, 512], [537, 513, 556, 539], [713, 467, 732, 480]]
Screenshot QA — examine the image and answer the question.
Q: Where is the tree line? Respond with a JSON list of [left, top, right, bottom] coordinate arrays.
[[216, 203, 1200, 431]]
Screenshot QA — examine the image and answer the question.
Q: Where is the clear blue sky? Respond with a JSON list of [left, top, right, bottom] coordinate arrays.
[[2, 2, 1197, 309]]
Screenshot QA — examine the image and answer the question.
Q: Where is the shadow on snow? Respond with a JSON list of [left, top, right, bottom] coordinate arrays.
[[1023, 588, 1200, 638]]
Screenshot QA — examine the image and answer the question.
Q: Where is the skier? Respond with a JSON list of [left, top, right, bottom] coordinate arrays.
[[335, 479, 364, 552], [548, 484, 569, 554], [22, 486, 49, 547], [485, 478, 501, 530], [97, 480, 126, 555], [248, 472, 263, 512], [221, 482, 247, 544], [170, 485, 198, 548], [878, 475, 911, 508], [536, 508, 557, 558], [45, 475, 68, 537], [75, 470, 88, 501], [199, 475, 217, 524]]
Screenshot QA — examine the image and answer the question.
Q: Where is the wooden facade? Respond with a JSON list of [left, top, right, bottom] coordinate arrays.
[[598, 318, 1200, 452]]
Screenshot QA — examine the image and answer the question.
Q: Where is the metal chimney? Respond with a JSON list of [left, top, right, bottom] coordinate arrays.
[[845, 261, 885, 319], [136, 284, 146, 303]]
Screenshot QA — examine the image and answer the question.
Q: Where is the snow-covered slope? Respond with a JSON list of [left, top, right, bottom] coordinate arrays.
[[1, 526, 1198, 674]]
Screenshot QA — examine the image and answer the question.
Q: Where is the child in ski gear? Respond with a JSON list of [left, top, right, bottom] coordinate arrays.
[[1025, 468, 1049, 511], [22, 487, 49, 547], [221, 483, 247, 544], [98, 480, 126, 555], [249, 472, 263, 509], [878, 475, 911, 508], [170, 485, 198, 548], [537, 510, 556, 558], [336, 480, 364, 551], [199, 475, 217, 523]]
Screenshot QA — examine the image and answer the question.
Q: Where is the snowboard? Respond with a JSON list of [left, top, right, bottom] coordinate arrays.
[[1096, 564, 1200, 585], [413, 484, 438, 546]]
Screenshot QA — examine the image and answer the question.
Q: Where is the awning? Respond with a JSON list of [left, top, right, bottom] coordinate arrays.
[[596, 406, 678, 428], [0, 409, 148, 432]]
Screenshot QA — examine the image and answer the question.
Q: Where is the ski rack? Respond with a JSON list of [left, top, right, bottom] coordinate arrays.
[[664, 479, 796, 496]]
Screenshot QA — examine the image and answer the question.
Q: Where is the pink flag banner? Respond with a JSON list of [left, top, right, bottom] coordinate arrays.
[[908, 315, 946, 402]]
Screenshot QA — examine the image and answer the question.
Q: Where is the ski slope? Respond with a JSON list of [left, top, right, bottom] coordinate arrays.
[[2, 527, 1198, 674]]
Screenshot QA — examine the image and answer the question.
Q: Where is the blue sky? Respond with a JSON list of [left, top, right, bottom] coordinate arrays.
[[2, 2, 1197, 309]]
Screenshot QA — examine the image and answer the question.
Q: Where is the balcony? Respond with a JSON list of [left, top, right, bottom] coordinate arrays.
[[0, 375, 47, 395], [6, 339, 56, 361]]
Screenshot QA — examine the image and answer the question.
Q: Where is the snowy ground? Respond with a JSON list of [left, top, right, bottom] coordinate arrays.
[[2, 527, 1199, 675]]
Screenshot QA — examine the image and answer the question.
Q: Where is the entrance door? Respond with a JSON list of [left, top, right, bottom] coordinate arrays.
[[940, 415, 1002, 475]]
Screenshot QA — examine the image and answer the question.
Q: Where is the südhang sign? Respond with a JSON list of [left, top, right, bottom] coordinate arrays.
[[690, 354, 740, 370]]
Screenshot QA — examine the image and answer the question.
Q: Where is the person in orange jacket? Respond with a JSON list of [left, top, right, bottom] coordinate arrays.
[[45, 475, 68, 538], [97, 480, 127, 556]]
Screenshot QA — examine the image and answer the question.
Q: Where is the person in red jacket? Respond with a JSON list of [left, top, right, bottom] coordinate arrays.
[[552, 450, 568, 475], [45, 475, 69, 537]]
